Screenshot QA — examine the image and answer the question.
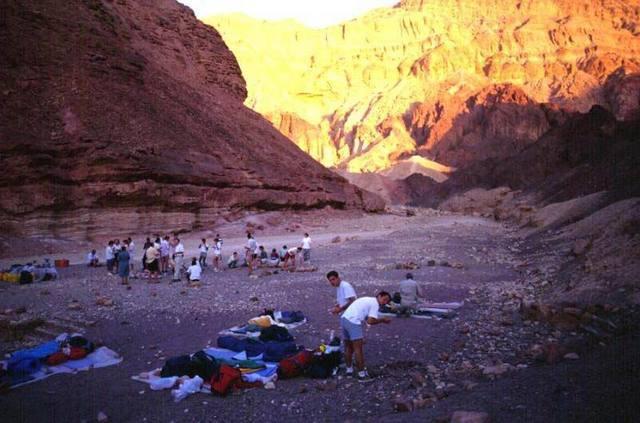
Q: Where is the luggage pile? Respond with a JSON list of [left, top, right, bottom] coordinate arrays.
[[133, 310, 343, 401]]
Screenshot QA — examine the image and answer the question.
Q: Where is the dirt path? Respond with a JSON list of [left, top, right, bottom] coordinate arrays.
[[1, 212, 637, 422]]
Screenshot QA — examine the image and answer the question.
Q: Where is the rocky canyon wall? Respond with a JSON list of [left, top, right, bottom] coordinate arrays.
[[206, 0, 640, 173], [0, 0, 383, 239]]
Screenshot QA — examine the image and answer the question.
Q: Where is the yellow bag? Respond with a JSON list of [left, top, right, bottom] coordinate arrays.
[[248, 315, 273, 328]]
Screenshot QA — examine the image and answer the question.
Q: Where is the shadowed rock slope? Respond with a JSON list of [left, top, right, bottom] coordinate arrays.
[[0, 0, 382, 239]]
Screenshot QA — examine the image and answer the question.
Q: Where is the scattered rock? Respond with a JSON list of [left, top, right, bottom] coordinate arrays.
[[409, 371, 427, 387], [67, 301, 82, 310], [450, 410, 490, 423], [482, 363, 511, 378], [571, 239, 591, 256], [395, 261, 420, 270], [564, 352, 580, 360], [427, 260, 437, 266], [392, 396, 414, 412], [462, 380, 478, 391], [96, 297, 114, 307], [316, 380, 337, 392], [15, 306, 27, 314], [331, 236, 342, 243], [264, 381, 275, 390], [250, 296, 259, 302]]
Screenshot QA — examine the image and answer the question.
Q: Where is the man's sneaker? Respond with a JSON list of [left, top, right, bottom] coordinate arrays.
[[345, 367, 354, 376], [357, 370, 373, 382]]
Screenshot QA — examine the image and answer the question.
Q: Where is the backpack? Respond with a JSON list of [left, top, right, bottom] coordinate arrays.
[[277, 350, 313, 379], [19, 271, 33, 285], [305, 351, 342, 379], [259, 325, 293, 343], [160, 351, 219, 379], [210, 365, 241, 396]]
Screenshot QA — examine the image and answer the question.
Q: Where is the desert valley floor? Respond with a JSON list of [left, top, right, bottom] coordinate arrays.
[[1, 210, 637, 422]]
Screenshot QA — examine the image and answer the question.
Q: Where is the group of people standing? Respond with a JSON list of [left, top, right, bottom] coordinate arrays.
[[88, 238, 135, 285], [88, 231, 314, 284]]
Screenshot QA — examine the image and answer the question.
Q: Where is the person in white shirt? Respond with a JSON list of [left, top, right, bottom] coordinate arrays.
[[341, 292, 392, 381], [301, 233, 311, 262], [282, 247, 301, 271], [87, 250, 99, 267], [245, 232, 258, 262], [198, 238, 209, 268], [105, 241, 115, 274], [212, 237, 222, 272], [127, 237, 135, 273], [326, 271, 357, 315], [160, 236, 170, 274], [172, 237, 185, 282], [186, 258, 202, 282]]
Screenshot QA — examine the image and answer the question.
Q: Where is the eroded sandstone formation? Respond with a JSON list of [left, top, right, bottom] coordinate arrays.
[[0, 0, 383, 239], [207, 0, 640, 172]]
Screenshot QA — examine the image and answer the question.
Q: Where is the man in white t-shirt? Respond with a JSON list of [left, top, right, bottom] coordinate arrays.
[[326, 271, 357, 315], [198, 238, 209, 268], [172, 237, 185, 282], [245, 233, 258, 262], [341, 292, 392, 381], [301, 232, 311, 262], [160, 236, 170, 273], [211, 237, 222, 272], [186, 258, 202, 282]]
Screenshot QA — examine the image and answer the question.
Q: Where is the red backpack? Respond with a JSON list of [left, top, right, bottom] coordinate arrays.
[[210, 365, 241, 396], [277, 350, 313, 379]]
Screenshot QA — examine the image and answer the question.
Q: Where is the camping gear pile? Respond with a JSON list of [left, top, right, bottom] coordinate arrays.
[[1, 260, 59, 284], [379, 296, 463, 319], [133, 310, 342, 401], [219, 310, 306, 339], [1, 333, 122, 390]]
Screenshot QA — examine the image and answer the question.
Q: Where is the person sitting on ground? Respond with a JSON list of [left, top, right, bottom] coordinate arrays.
[[227, 251, 239, 269], [279, 245, 288, 261], [87, 250, 100, 267], [398, 273, 427, 316], [258, 245, 269, 265], [341, 292, 392, 381], [186, 257, 202, 283], [269, 248, 280, 267], [118, 245, 131, 285], [198, 238, 209, 268], [326, 271, 357, 315], [42, 258, 58, 281]]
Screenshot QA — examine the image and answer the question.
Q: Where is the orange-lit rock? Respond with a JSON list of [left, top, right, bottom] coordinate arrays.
[[206, 0, 640, 172]]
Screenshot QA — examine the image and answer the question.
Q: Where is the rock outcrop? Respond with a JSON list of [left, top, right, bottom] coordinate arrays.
[[0, 0, 382, 239], [206, 0, 640, 172]]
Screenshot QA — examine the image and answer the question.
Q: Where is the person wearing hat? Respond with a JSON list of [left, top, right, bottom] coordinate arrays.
[[398, 273, 426, 316]]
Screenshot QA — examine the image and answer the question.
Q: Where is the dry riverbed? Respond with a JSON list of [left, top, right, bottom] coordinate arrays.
[[1, 210, 637, 422]]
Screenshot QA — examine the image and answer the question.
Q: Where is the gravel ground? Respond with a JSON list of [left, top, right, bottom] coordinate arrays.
[[1, 211, 638, 422]]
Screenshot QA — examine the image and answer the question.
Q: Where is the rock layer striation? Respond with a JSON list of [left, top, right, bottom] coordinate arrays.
[[0, 0, 382, 239]]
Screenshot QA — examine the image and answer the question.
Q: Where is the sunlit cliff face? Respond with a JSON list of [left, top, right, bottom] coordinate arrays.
[[205, 0, 640, 173]]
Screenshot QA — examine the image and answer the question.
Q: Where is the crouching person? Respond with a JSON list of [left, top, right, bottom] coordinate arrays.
[[340, 291, 391, 381]]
